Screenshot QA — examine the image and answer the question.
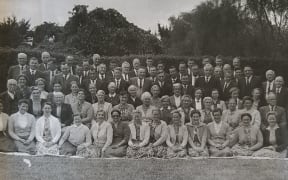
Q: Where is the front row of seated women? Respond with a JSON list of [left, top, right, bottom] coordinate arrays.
[[0, 98, 287, 158]]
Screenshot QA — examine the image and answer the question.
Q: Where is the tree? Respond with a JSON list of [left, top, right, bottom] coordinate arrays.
[[33, 22, 63, 44], [0, 16, 30, 47], [63, 5, 161, 55]]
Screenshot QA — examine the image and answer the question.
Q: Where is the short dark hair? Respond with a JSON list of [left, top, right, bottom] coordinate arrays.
[[241, 113, 252, 121], [111, 109, 121, 116], [242, 96, 253, 103], [190, 110, 201, 117], [18, 99, 29, 106], [212, 108, 222, 116]]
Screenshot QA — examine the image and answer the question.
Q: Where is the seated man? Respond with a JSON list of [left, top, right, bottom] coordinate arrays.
[[58, 114, 92, 156], [51, 92, 73, 132]]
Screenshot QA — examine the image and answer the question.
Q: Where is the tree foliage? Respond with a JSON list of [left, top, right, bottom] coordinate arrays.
[[0, 16, 30, 47], [33, 22, 63, 44], [159, 0, 288, 58], [63, 5, 162, 55]]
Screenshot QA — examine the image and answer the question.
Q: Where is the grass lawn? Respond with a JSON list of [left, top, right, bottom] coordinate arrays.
[[0, 154, 287, 180]]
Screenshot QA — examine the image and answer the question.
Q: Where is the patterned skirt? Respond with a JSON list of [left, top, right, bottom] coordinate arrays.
[[126, 143, 167, 159], [167, 146, 187, 158], [231, 144, 253, 156], [188, 147, 209, 157], [76, 143, 105, 158], [36, 142, 59, 155]]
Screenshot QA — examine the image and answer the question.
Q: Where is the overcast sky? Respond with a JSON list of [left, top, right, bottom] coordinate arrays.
[[0, 0, 204, 32]]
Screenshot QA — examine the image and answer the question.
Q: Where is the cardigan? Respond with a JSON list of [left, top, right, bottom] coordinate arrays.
[[262, 127, 288, 152], [35, 115, 61, 144], [166, 124, 188, 148], [128, 122, 150, 147]]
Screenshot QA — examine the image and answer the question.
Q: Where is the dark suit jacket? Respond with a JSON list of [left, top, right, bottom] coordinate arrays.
[[262, 127, 288, 152], [191, 99, 204, 110], [262, 81, 276, 96], [238, 76, 261, 98], [38, 63, 49, 72], [129, 69, 138, 78], [195, 76, 221, 97], [220, 80, 237, 101], [276, 87, 288, 108], [24, 70, 47, 87], [127, 96, 142, 109], [0, 91, 21, 115], [52, 73, 79, 95], [51, 103, 73, 126], [82, 78, 108, 94], [27, 99, 46, 117], [129, 77, 152, 95], [259, 105, 287, 129], [45, 70, 60, 90], [7, 65, 29, 80], [181, 84, 195, 98], [85, 92, 98, 104], [105, 94, 120, 107], [153, 81, 173, 97], [110, 78, 130, 94]]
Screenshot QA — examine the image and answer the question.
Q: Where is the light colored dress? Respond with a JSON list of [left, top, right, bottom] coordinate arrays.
[[166, 124, 188, 158], [77, 121, 113, 158], [207, 121, 232, 157], [9, 112, 36, 154], [64, 93, 78, 105], [59, 124, 91, 156], [136, 105, 157, 123], [231, 126, 263, 156]]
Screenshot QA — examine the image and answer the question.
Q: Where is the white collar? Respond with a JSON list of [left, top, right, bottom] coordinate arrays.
[[266, 124, 279, 131], [7, 91, 14, 99], [109, 93, 116, 98]]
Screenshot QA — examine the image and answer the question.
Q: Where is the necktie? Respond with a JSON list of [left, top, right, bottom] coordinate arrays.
[[159, 82, 162, 88], [268, 82, 272, 92], [276, 88, 280, 94], [21, 66, 24, 71], [31, 70, 35, 75], [246, 77, 250, 86], [206, 77, 209, 83], [64, 75, 67, 80], [101, 74, 104, 80], [223, 83, 228, 92], [139, 79, 143, 89], [116, 80, 119, 88], [52, 71, 55, 76], [125, 74, 128, 81]]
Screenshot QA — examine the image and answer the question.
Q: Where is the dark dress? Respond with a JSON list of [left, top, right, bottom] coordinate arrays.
[[104, 121, 130, 157]]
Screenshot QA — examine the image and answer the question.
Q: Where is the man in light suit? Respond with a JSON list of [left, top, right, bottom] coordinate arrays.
[[259, 92, 287, 130], [121, 61, 131, 82], [129, 67, 152, 98], [52, 63, 79, 95], [7, 53, 29, 80]]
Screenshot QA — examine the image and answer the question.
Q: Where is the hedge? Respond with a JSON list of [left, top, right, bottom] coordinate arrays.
[[0, 47, 287, 92]]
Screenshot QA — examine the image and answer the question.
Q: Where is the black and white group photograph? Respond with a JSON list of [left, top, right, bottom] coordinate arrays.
[[0, 0, 288, 179]]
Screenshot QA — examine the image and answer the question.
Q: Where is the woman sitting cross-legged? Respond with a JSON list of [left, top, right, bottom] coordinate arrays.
[[35, 102, 62, 155], [103, 109, 130, 158], [77, 110, 113, 158], [9, 99, 36, 154], [146, 108, 168, 158], [58, 114, 92, 156], [0, 100, 17, 152], [253, 112, 287, 158], [207, 108, 232, 157], [166, 110, 188, 158], [231, 113, 263, 156], [186, 110, 209, 157], [126, 110, 151, 158]]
